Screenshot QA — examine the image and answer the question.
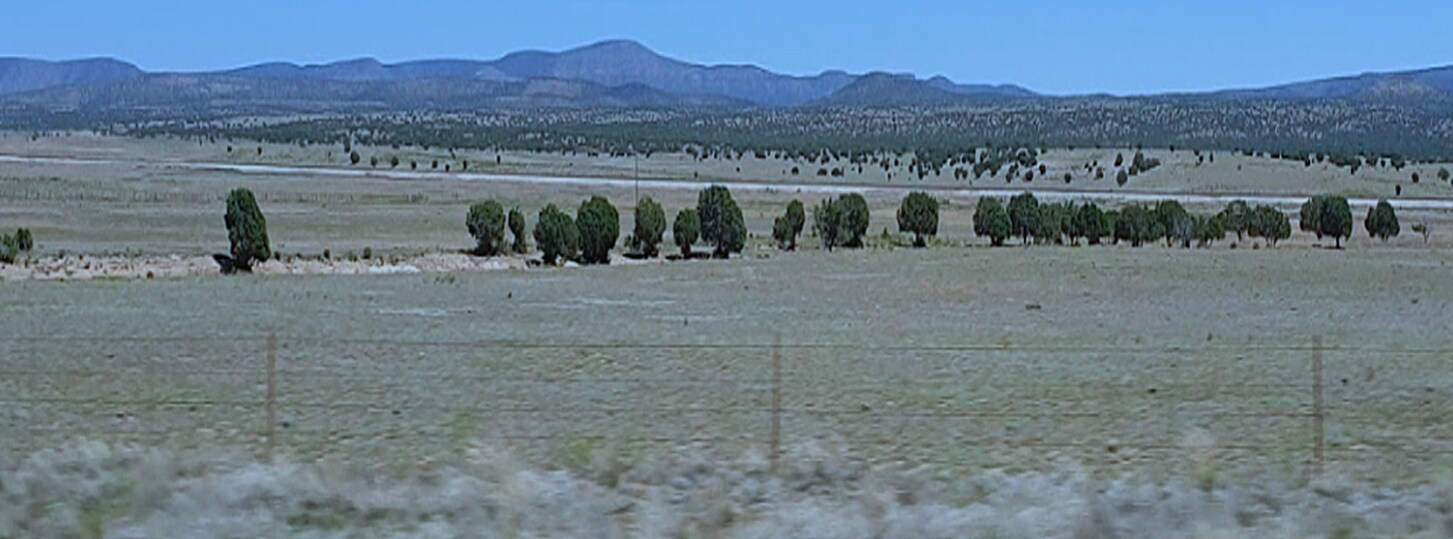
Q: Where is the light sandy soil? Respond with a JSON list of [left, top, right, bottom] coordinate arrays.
[[0, 252, 556, 281]]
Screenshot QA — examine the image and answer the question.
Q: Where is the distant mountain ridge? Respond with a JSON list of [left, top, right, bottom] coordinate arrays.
[[2, 40, 1453, 111]]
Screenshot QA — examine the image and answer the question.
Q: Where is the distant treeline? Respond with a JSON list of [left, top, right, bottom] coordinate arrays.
[[9, 98, 1453, 162]]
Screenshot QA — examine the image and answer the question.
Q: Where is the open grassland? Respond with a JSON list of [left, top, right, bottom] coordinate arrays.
[[4, 132, 1453, 259], [5, 132, 1453, 537], [6, 132, 1453, 200], [3, 248, 1451, 486]]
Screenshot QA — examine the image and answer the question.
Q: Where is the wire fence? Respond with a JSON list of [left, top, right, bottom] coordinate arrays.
[[2, 333, 1451, 480]]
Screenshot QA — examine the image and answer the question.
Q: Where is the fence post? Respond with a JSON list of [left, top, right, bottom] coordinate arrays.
[[266, 331, 277, 460], [770, 335, 782, 475], [1312, 335, 1324, 477]]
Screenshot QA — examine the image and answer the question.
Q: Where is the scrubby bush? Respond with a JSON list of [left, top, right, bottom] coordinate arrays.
[[896, 192, 939, 247], [673, 209, 700, 257], [465, 200, 507, 256], [697, 185, 745, 257], [508, 207, 528, 254], [632, 197, 666, 257], [576, 196, 619, 264], [973, 196, 1011, 246], [533, 204, 579, 265], [814, 193, 870, 250], [224, 188, 271, 272], [1364, 199, 1399, 242]]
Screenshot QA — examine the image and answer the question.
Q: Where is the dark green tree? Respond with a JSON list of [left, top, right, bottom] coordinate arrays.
[[533, 204, 579, 265], [673, 209, 700, 258], [576, 196, 620, 264], [1192, 214, 1226, 247], [632, 197, 667, 257], [1072, 202, 1106, 245], [1034, 202, 1070, 244], [1302, 195, 1353, 247], [1363, 199, 1399, 242], [973, 196, 1012, 246], [1251, 205, 1291, 245], [697, 185, 746, 257], [896, 191, 939, 247], [1155, 200, 1192, 247], [814, 194, 870, 250], [773, 199, 806, 250], [466, 200, 507, 256], [14, 228, 33, 252], [1114, 204, 1157, 247], [0, 234, 16, 264], [1007, 192, 1041, 244], [772, 216, 794, 250], [508, 207, 528, 254], [1218, 200, 1253, 240], [1299, 196, 1325, 238], [224, 188, 271, 272]]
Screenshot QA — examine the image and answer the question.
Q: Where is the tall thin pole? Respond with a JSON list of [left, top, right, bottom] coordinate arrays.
[[770, 335, 782, 474], [265, 331, 277, 460], [1312, 335, 1325, 477]]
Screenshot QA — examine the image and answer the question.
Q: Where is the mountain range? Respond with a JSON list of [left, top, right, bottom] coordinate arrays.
[[2, 39, 1452, 112]]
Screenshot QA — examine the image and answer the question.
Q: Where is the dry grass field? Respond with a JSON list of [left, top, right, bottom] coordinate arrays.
[[4, 132, 1453, 537]]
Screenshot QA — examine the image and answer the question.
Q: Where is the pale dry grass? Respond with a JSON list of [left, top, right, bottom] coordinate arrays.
[[3, 441, 1452, 538]]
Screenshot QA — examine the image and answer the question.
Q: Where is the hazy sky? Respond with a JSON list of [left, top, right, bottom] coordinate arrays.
[[3, 0, 1452, 95]]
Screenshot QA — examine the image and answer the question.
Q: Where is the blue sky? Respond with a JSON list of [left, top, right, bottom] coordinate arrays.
[[3, 0, 1452, 95]]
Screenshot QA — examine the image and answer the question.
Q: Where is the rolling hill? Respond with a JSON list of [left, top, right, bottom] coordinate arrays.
[[1, 40, 1452, 112]]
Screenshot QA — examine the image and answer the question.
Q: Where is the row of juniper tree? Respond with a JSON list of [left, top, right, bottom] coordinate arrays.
[[969, 193, 1399, 249], [215, 185, 1406, 273]]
